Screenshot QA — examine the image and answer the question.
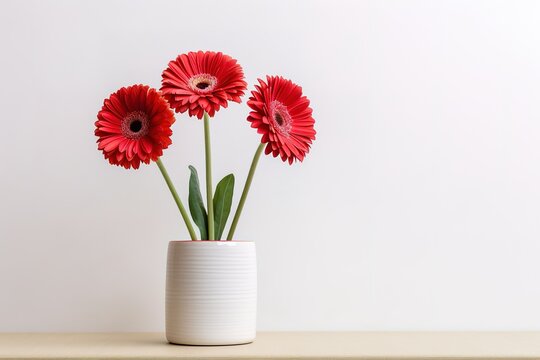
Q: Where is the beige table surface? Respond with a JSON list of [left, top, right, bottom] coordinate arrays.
[[1, 332, 540, 359]]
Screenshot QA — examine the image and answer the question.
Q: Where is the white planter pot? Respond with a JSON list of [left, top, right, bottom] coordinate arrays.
[[165, 241, 257, 345]]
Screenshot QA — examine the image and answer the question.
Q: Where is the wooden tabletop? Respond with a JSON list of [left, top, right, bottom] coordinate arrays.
[[1, 332, 540, 359]]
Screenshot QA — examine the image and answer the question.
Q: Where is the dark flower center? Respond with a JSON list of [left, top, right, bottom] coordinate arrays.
[[189, 74, 218, 93], [270, 101, 292, 137], [130, 120, 143, 133], [196, 82, 211, 90], [274, 112, 284, 126], [121, 111, 149, 139]]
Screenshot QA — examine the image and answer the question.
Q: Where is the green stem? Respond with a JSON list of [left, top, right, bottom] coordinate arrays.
[[156, 158, 198, 241], [226, 143, 265, 240], [203, 112, 215, 240]]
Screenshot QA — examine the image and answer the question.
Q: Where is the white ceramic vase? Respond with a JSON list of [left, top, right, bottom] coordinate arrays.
[[165, 240, 257, 345]]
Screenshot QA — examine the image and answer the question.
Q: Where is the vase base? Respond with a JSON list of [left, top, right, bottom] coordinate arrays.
[[167, 338, 255, 346]]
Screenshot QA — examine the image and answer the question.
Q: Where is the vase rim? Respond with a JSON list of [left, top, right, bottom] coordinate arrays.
[[169, 240, 253, 243]]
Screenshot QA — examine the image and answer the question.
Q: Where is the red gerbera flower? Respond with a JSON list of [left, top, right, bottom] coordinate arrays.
[[95, 84, 175, 169], [247, 76, 316, 164], [160, 51, 247, 119]]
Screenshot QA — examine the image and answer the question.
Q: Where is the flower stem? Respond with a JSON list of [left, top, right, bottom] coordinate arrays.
[[226, 142, 265, 240], [156, 158, 198, 241], [203, 112, 215, 240]]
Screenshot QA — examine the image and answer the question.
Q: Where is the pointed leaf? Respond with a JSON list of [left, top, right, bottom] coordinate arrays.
[[188, 165, 208, 240], [213, 174, 235, 240]]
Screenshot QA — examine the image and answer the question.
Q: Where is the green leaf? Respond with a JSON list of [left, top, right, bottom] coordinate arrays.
[[188, 165, 208, 240], [213, 174, 235, 240]]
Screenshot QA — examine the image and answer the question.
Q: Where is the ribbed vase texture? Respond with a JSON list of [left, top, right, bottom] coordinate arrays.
[[166, 241, 257, 345]]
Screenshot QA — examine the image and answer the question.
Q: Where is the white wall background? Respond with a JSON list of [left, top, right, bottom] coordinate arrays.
[[1, 0, 540, 332]]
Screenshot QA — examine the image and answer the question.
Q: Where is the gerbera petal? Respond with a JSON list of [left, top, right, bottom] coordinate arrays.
[[95, 85, 175, 169], [247, 76, 316, 164], [161, 51, 247, 119], [141, 137, 153, 154]]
